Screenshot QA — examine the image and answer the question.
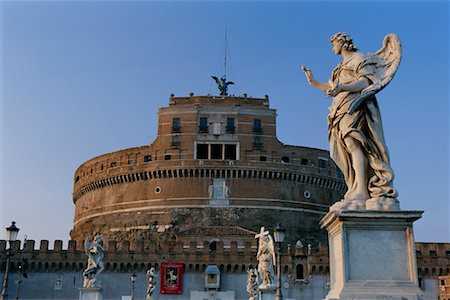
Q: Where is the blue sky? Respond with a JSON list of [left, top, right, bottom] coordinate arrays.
[[1, 1, 449, 244]]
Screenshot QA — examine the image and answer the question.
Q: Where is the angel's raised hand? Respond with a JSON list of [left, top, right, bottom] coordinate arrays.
[[301, 65, 314, 84]]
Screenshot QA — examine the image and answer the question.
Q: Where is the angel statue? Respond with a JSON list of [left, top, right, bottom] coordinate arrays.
[[301, 32, 402, 211], [82, 235, 105, 288], [246, 268, 259, 300], [255, 227, 276, 290], [146, 267, 158, 300], [212, 75, 234, 96]]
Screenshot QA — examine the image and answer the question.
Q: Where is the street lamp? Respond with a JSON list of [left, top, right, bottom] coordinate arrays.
[[1, 221, 20, 300], [130, 272, 137, 300], [273, 223, 286, 300]]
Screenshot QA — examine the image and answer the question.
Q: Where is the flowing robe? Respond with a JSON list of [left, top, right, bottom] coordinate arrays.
[[328, 52, 398, 200]]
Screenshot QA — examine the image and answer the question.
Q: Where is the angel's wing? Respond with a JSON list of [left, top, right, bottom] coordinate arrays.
[[211, 76, 220, 85], [227, 81, 235, 85], [268, 235, 276, 266], [84, 237, 91, 257], [349, 33, 402, 113]]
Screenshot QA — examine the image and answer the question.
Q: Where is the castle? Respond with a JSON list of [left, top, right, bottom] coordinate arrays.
[[1, 94, 449, 299], [71, 95, 346, 246]]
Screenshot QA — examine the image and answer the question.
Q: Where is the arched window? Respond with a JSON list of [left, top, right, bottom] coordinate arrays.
[[209, 241, 217, 253], [296, 264, 304, 280]]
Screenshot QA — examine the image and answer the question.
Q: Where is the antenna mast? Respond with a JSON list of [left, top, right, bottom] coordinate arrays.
[[224, 29, 227, 79]]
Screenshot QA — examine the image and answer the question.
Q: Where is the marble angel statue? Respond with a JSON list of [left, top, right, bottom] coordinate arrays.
[[146, 267, 158, 300], [255, 227, 276, 290], [82, 235, 105, 288], [301, 32, 402, 211], [246, 268, 259, 300]]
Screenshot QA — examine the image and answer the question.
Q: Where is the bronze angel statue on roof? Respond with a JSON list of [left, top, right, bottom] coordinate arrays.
[[301, 33, 402, 212], [212, 75, 234, 96]]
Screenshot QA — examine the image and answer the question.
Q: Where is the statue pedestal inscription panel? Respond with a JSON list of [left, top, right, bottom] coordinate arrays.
[[320, 210, 424, 300]]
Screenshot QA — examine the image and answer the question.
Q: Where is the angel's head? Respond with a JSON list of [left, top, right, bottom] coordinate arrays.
[[330, 32, 358, 54]]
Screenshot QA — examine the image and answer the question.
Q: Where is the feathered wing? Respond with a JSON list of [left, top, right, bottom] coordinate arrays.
[[349, 33, 402, 113], [268, 235, 276, 267], [211, 76, 220, 85]]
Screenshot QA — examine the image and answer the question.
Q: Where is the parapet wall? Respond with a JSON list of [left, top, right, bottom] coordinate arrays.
[[1, 240, 448, 279]]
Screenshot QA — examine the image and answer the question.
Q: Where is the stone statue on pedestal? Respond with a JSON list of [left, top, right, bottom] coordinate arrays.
[[301, 32, 402, 211], [255, 227, 276, 290], [82, 235, 105, 288], [246, 268, 259, 300], [146, 267, 158, 300]]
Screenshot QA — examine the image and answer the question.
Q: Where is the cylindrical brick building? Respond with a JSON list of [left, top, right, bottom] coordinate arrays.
[[71, 95, 345, 245]]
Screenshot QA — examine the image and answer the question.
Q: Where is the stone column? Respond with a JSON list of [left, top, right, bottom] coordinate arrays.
[[320, 210, 424, 300]]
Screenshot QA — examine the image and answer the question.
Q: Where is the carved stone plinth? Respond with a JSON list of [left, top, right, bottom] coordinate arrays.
[[79, 287, 102, 300], [320, 210, 424, 300], [259, 287, 277, 300]]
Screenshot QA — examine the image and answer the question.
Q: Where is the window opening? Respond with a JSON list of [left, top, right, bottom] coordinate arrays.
[[253, 119, 262, 133], [226, 118, 235, 133], [224, 144, 237, 160], [210, 144, 223, 160], [196, 144, 208, 159], [172, 118, 181, 132], [199, 117, 208, 133]]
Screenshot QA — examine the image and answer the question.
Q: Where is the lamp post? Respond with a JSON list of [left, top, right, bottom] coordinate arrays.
[[130, 272, 137, 300], [273, 223, 286, 300], [1, 221, 20, 300]]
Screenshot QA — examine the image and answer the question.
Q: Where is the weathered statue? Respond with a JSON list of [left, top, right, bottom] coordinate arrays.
[[212, 75, 234, 96], [301, 32, 402, 211], [146, 267, 158, 300], [255, 227, 276, 290], [246, 268, 259, 300], [82, 235, 105, 288]]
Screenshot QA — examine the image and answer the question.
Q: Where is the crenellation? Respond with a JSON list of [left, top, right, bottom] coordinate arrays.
[[54, 240, 63, 251], [39, 240, 49, 251], [24, 239, 35, 251], [68, 239, 77, 251]]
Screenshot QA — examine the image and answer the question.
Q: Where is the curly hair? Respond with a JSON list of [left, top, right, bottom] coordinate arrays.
[[330, 32, 358, 52]]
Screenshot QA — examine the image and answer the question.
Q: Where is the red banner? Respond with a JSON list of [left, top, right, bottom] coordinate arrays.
[[160, 262, 183, 294]]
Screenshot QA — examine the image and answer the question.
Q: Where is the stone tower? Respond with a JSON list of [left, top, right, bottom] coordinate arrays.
[[71, 95, 345, 246]]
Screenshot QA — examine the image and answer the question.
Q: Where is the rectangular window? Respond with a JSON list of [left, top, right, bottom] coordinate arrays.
[[429, 250, 437, 257], [172, 135, 180, 148], [210, 144, 223, 159], [199, 117, 208, 133], [164, 154, 172, 160], [196, 144, 208, 159], [253, 136, 262, 149], [319, 158, 328, 169], [224, 144, 237, 160], [144, 155, 152, 162], [226, 118, 235, 133], [260, 155, 267, 161], [172, 118, 181, 132], [300, 158, 308, 165], [253, 119, 262, 133], [281, 156, 290, 163]]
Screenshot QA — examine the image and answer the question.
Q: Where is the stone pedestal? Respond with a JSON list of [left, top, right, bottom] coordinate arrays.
[[259, 287, 277, 300], [320, 210, 424, 300], [79, 287, 102, 300]]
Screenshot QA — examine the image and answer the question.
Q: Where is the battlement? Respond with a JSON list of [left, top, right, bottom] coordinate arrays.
[[1, 240, 448, 278]]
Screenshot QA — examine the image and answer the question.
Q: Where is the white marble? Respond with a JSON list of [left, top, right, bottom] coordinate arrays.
[[79, 287, 102, 300], [302, 33, 402, 211], [320, 210, 424, 300]]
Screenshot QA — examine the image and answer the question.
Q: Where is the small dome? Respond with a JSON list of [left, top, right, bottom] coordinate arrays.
[[205, 265, 221, 275]]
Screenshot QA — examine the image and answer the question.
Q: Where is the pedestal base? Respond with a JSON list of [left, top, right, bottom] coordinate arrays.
[[320, 210, 424, 300], [259, 288, 277, 300], [79, 287, 103, 300]]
